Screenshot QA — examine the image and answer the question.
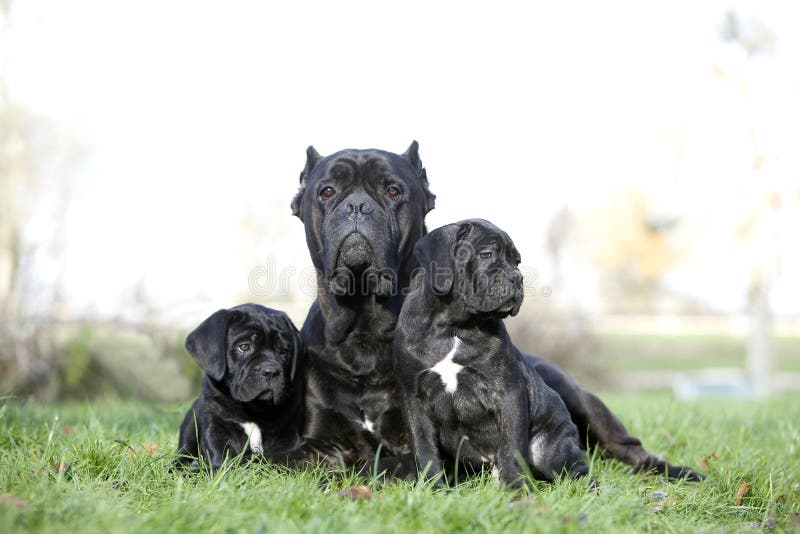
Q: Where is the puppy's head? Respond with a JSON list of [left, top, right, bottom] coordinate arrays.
[[185, 304, 303, 404], [414, 219, 524, 318]]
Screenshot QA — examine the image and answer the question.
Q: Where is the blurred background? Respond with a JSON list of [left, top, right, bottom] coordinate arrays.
[[1, 0, 798, 401]]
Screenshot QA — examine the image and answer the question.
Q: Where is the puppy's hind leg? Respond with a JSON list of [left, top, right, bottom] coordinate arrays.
[[528, 418, 591, 483], [526, 383, 591, 483], [528, 355, 703, 481]]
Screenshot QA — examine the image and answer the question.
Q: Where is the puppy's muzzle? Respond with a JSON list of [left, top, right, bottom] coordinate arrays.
[[256, 362, 281, 379]]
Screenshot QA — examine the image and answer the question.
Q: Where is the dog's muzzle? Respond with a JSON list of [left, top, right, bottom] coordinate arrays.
[[329, 232, 394, 296]]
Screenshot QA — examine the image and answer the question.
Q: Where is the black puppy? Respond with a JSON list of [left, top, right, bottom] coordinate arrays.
[[175, 303, 306, 470], [394, 219, 590, 487]]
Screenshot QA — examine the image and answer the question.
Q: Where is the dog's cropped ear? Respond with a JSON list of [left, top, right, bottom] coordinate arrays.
[[290, 145, 323, 219], [413, 223, 463, 295], [185, 309, 229, 381], [402, 140, 436, 214], [277, 313, 304, 382]]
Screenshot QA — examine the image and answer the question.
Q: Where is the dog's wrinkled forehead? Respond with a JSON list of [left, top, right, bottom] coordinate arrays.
[[461, 219, 520, 262], [291, 142, 435, 219], [227, 304, 292, 348], [322, 151, 396, 183]]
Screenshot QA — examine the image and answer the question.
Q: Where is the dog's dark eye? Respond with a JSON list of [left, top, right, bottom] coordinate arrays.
[[319, 186, 336, 200], [479, 251, 493, 259], [386, 186, 401, 199], [237, 342, 251, 354]]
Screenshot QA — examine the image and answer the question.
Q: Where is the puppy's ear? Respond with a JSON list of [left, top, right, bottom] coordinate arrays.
[[290, 145, 323, 220], [413, 223, 462, 295], [185, 309, 229, 381], [402, 140, 436, 214], [277, 313, 304, 382]]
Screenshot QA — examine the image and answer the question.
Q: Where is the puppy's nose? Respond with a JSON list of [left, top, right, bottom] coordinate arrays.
[[256, 363, 281, 378]]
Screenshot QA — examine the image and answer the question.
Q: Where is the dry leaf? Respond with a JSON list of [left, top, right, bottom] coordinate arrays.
[[700, 452, 718, 470], [0, 495, 27, 509], [143, 443, 159, 456], [61, 426, 75, 436], [337, 485, 372, 501], [735, 482, 752, 506]]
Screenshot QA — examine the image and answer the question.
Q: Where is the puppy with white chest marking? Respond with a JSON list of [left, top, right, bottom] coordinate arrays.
[[394, 219, 591, 488], [174, 304, 308, 471]]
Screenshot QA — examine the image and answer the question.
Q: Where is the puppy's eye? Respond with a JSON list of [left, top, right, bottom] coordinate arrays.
[[386, 185, 401, 199], [319, 186, 336, 200], [237, 342, 251, 354], [479, 251, 493, 259]]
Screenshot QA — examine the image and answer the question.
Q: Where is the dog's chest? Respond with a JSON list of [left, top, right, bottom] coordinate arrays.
[[427, 337, 464, 394], [418, 337, 496, 424]]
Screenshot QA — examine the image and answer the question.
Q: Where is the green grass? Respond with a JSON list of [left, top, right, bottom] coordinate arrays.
[[1, 394, 798, 533], [596, 334, 800, 372]]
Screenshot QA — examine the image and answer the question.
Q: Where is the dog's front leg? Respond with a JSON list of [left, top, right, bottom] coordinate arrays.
[[201, 419, 246, 471], [405, 395, 446, 486], [495, 381, 530, 489]]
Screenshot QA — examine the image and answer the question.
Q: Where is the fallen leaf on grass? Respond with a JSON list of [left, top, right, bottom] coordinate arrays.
[[0, 495, 27, 509], [337, 485, 372, 501], [700, 452, 718, 470], [61, 426, 75, 436], [736, 482, 752, 506], [143, 443, 159, 456]]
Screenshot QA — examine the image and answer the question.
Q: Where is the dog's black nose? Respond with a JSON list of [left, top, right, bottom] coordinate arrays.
[[256, 363, 281, 378], [343, 193, 374, 220]]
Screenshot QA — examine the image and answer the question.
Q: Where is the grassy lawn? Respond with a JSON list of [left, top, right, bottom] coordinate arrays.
[[595, 334, 800, 372], [1, 394, 798, 533]]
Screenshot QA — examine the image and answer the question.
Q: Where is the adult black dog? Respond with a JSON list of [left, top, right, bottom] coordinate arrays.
[[291, 142, 700, 480], [395, 219, 591, 487], [290, 142, 434, 464], [175, 303, 305, 470]]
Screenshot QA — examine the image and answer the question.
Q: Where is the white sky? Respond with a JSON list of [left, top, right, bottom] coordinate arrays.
[[5, 0, 800, 324]]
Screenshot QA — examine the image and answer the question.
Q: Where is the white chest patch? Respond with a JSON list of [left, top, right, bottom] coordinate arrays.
[[361, 417, 375, 434], [429, 337, 464, 394], [240, 421, 263, 454]]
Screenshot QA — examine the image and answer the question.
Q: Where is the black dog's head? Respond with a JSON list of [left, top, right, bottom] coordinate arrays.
[[185, 304, 303, 404], [414, 219, 524, 319], [290, 142, 435, 298]]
